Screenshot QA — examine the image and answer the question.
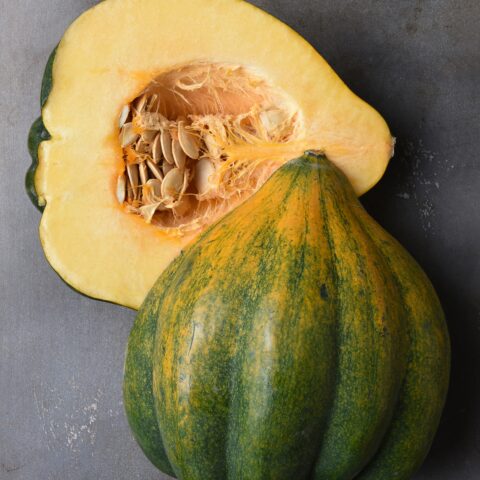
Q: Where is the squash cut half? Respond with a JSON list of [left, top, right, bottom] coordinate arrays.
[[29, 0, 394, 309]]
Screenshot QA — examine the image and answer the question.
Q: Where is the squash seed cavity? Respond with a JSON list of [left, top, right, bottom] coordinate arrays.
[[117, 62, 302, 234]]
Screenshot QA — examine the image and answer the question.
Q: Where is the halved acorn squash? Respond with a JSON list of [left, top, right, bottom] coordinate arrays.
[[28, 0, 394, 309]]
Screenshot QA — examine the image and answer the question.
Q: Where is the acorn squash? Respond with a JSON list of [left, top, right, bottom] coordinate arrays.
[[27, 0, 393, 309], [124, 152, 450, 480]]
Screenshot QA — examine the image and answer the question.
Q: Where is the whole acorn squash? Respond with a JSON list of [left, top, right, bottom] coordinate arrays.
[[27, 0, 393, 309], [123, 152, 450, 480]]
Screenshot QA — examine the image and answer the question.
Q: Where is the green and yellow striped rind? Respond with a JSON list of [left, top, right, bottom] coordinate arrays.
[[355, 215, 450, 479], [124, 152, 450, 480], [122, 290, 176, 476]]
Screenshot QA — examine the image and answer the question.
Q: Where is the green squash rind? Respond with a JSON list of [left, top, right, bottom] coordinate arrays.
[[124, 153, 450, 480], [26, 116, 50, 212], [312, 169, 410, 479], [40, 47, 57, 109], [355, 222, 450, 479], [150, 163, 340, 479], [26, 46, 57, 211], [123, 288, 176, 477]]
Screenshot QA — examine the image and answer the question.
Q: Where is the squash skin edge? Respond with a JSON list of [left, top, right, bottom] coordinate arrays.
[[26, 46, 57, 212]]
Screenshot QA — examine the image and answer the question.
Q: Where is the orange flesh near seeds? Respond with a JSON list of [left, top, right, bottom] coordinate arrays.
[[120, 63, 303, 232]]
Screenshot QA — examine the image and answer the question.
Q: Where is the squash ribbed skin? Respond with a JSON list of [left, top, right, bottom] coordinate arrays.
[[123, 153, 449, 480], [355, 218, 450, 479], [123, 292, 175, 476], [311, 176, 409, 478], [26, 47, 56, 211], [27, 117, 50, 212]]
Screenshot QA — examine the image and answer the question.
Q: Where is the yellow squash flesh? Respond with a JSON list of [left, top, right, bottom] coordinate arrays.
[[35, 0, 393, 308]]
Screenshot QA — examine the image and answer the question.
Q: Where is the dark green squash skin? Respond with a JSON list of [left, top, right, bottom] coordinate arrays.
[[26, 47, 56, 212], [123, 153, 450, 480], [122, 289, 176, 477]]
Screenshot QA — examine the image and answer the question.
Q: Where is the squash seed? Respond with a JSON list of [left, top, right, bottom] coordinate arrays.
[[172, 138, 187, 169], [195, 158, 216, 196], [161, 168, 185, 200], [134, 94, 148, 113], [136, 139, 149, 154], [147, 160, 164, 181], [152, 134, 161, 163], [126, 184, 133, 203], [178, 121, 200, 159], [146, 179, 163, 198], [140, 202, 163, 224], [142, 129, 158, 143], [126, 164, 139, 199], [116, 173, 126, 203], [119, 105, 130, 128], [161, 128, 175, 164], [120, 123, 138, 148], [147, 94, 159, 112], [142, 179, 163, 204], [162, 162, 174, 176], [139, 162, 148, 185]]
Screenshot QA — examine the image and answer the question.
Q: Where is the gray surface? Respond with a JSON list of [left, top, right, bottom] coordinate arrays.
[[0, 0, 479, 478]]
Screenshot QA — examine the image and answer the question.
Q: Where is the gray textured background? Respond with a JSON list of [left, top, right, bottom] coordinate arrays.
[[1, 0, 479, 478]]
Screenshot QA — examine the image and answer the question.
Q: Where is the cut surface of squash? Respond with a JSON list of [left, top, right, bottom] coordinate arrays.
[[32, 0, 394, 309]]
